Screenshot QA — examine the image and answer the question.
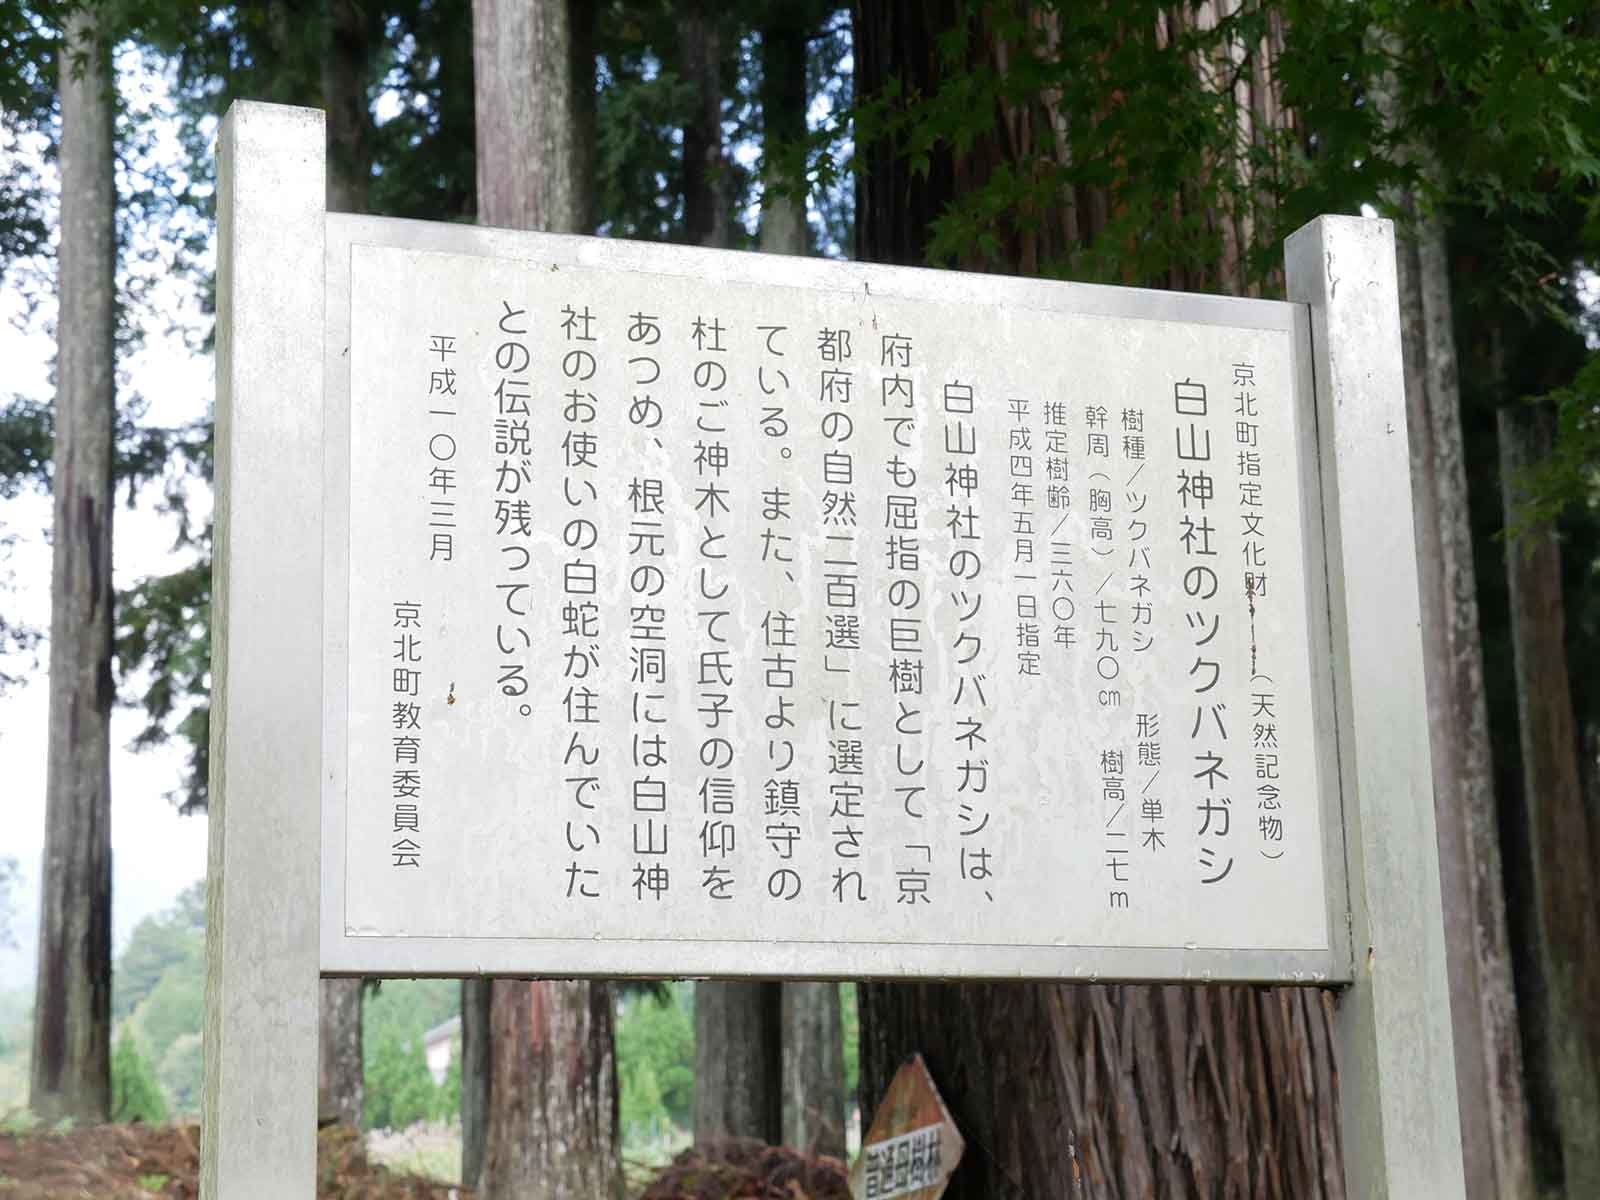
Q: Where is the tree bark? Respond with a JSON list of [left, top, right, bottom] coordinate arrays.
[[473, 0, 594, 235], [318, 978, 364, 1126], [679, 4, 789, 1143], [862, 983, 1342, 1198], [1499, 402, 1600, 1197], [677, 1, 728, 249], [757, 8, 809, 256], [754, 13, 846, 1154], [1392, 198, 1533, 1199], [781, 983, 846, 1157], [480, 980, 620, 1200], [471, 3, 618, 1194], [694, 982, 783, 1145], [30, 6, 116, 1125], [852, 5, 1343, 1194]]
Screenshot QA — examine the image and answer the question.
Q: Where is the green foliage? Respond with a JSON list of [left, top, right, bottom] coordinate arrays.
[[114, 880, 204, 1021], [615, 982, 694, 1131], [111, 1026, 168, 1124], [361, 979, 459, 1130], [850, 0, 1600, 295], [0, 2, 58, 294], [0, 986, 32, 1111], [621, 1058, 664, 1132], [368, 0, 477, 222], [1504, 353, 1600, 534], [156, 1032, 202, 1115], [115, 881, 206, 1116], [364, 978, 458, 1047], [595, 31, 694, 242], [840, 983, 858, 1101], [131, 948, 203, 1068], [364, 1027, 444, 1131], [0, 856, 18, 950], [117, 559, 211, 811]]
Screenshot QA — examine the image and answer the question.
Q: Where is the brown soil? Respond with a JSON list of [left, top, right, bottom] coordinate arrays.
[[637, 1137, 851, 1200], [0, 1123, 850, 1199], [0, 1121, 464, 1199]]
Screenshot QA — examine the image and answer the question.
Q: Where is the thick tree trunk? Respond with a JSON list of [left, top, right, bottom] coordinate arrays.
[[781, 983, 846, 1157], [862, 983, 1342, 1198], [694, 982, 783, 1145], [480, 981, 620, 1200], [317, 4, 375, 1127], [852, 5, 1343, 1194], [757, 9, 809, 256], [473, 0, 594, 235], [1499, 402, 1600, 1197], [680, 5, 789, 1142], [677, 1, 728, 249], [852, 0, 960, 270], [471, 3, 618, 1193], [30, 7, 116, 1125], [1393, 201, 1533, 1199]]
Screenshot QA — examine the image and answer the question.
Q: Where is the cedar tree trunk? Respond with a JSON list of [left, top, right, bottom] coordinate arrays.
[[470, 1, 620, 1194], [757, 9, 847, 1155], [1499, 402, 1600, 1196], [853, 5, 1343, 1194], [30, 6, 116, 1125]]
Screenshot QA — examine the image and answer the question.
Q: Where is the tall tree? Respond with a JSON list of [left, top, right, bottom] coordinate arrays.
[[693, 982, 782, 1146], [31, 2, 117, 1125], [1394, 200, 1532, 1197], [780, 982, 846, 1156], [470, 1, 620, 1194], [677, 0, 729, 249], [756, 5, 811, 257], [1373, 41, 1532, 1185], [1377, 9, 1600, 1191], [851, 4, 1343, 1193], [318, 0, 385, 1129], [676, 0, 788, 1151], [1499, 401, 1600, 1196], [755, 4, 849, 1157]]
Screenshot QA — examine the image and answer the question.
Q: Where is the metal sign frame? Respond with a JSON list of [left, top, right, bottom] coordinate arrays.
[[318, 211, 1345, 986], [202, 101, 1464, 1198]]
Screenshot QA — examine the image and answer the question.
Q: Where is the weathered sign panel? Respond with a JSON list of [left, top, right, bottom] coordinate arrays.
[[852, 1054, 964, 1200], [211, 104, 1466, 1199], [319, 217, 1341, 982]]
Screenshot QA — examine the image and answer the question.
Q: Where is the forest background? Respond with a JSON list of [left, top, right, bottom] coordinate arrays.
[[1, 0, 1598, 1197]]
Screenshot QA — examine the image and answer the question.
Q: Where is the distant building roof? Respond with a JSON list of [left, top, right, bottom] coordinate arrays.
[[422, 1015, 460, 1048]]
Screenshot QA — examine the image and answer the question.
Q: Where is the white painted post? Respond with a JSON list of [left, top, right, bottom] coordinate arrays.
[[203, 101, 326, 1197], [1285, 216, 1464, 1197]]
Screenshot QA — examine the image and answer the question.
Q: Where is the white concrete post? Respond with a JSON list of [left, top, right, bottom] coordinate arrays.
[[1285, 216, 1464, 1197], [203, 101, 326, 1197]]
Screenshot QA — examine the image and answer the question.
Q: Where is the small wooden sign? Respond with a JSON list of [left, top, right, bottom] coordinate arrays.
[[851, 1054, 964, 1199]]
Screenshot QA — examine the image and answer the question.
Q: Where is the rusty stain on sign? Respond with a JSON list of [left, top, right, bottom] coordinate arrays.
[[852, 1054, 964, 1200]]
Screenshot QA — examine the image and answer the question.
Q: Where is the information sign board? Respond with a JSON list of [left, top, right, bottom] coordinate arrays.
[[319, 217, 1341, 982], [206, 103, 1465, 1200]]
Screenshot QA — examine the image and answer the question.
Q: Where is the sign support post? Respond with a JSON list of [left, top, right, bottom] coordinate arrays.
[[1285, 216, 1465, 1197], [201, 102, 1466, 1199], [203, 100, 326, 1197]]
